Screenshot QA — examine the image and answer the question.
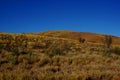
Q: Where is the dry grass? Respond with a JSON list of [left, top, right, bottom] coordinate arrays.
[[36, 31, 120, 45], [0, 32, 120, 80]]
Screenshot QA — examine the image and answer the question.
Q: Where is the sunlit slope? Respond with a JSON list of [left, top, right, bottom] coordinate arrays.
[[35, 30, 120, 45], [0, 31, 120, 80]]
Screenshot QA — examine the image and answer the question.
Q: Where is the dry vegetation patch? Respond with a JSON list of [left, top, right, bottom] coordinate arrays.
[[0, 32, 120, 80]]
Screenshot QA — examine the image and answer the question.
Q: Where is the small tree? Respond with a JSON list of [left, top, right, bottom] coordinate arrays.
[[102, 35, 112, 56], [79, 38, 85, 43], [104, 35, 112, 49]]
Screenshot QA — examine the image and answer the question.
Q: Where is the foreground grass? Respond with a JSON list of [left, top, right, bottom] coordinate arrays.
[[0, 33, 120, 80]]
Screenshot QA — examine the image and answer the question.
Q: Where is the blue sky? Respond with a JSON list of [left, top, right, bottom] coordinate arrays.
[[0, 0, 120, 36]]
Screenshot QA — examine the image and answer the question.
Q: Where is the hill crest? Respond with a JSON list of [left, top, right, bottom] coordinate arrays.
[[33, 30, 120, 45]]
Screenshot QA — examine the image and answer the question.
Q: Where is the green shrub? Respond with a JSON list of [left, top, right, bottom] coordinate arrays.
[[12, 48, 19, 56], [46, 48, 61, 57], [102, 49, 111, 56], [0, 43, 4, 49], [52, 48, 61, 55], [27, 52, 35, 64], [7, 55, 19, 65], [12, 56, 19, 65]]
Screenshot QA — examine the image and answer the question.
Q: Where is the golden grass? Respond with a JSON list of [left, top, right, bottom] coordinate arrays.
[[0, 32, 120, 80]]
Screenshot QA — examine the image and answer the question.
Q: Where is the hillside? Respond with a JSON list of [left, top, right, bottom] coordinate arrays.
[[0, 31, 120, 80], [35, 31, 120, 45]]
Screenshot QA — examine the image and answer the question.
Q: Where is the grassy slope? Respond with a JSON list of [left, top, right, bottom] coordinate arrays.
[[36, 30, 120, 45], [0, 31, 120, 80]]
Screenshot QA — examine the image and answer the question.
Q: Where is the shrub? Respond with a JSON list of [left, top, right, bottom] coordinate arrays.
[[46, 48, 61, 57], [27, 52, 36, 64], [0, 43, 4, 49], [12, 56, 19, 65], [33, 41, 45, 49], [112, 46, 120, 55], [7, 55, 19, 65], [79, 38, 85, 43], [103, 35, 112, 49], [21, 51, 39, 64], [7, 55, 13, 61], [102, 49, 111, 56], [52, 48, 61, 55], [39, 55, 50, 67], [0, 43, 4, 53], [12, 48, 19, 56]]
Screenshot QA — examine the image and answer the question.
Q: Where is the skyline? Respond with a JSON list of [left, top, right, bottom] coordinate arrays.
[[0, 0, 120, 37]]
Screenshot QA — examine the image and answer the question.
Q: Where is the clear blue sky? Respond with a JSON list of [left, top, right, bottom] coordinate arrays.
[[0, 0, 120, 36]]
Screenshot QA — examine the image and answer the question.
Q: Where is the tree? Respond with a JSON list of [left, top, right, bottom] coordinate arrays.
[[79, 38, 85, 43], [104, 35, 112, 49]]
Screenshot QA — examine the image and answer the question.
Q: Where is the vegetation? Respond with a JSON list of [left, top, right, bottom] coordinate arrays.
[[0, 31, 120, 80], [103, 35, 112, 49], [112, 46, 120, 55], [79, 37, 85, 43]]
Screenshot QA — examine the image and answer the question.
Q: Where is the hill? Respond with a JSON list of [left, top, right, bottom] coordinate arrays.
[[0, 31, 120, 80], [35, 30, 120, 45]]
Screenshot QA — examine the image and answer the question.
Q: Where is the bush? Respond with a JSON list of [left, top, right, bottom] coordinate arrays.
[[112, 46, 120, 55], [103, 35, 112, 49], [102, 49, 111, 56], [7, 55, 19, 65], [27, 51, 36, 64], [79, 38, 85, 43], [12, 56, 19, 65], [46, 48, 61, 57], [12, 48, 19, 56], [39, 56, 50, 67], [21, 51, 39, 64], [0, 43, 4, 49], [0, 43, 4, 53]]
